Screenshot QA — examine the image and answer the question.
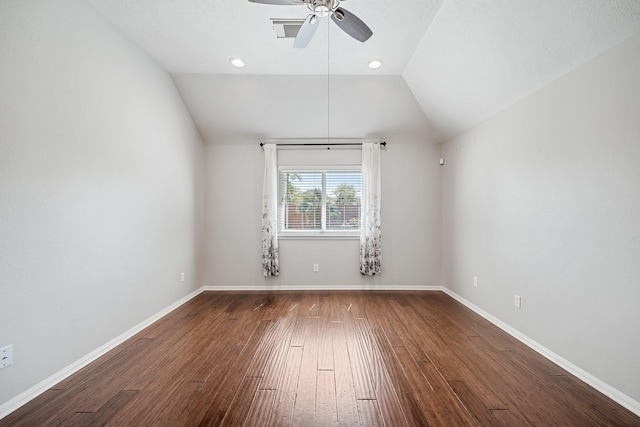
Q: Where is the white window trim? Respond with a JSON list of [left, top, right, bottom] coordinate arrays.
[[278, 164, 361, 239]]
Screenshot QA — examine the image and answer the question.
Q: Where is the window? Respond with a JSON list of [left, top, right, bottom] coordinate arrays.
[[279, 168, 362, 237]]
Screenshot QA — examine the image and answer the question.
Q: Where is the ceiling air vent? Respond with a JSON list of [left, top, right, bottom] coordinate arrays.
[[270, 18, 305, 38]]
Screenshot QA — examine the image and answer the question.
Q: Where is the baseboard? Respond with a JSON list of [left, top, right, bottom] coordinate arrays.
[[202, 284, 443, 291], [0, 287, 205, 421], [441, 288, 640, 417]]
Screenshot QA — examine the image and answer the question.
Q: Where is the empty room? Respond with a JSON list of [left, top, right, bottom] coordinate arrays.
[[1, 0, 639, 425]]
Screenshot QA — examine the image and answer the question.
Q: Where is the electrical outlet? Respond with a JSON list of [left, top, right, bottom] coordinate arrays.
[[514, 295, 521, 309], [313, 264, 319, 272], [1, 345, 13, 369], [473, 276, 478, 288], [180, 272, 185, 282]]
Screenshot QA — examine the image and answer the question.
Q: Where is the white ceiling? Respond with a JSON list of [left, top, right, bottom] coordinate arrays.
[[90, 0, 442, 75], [172, 74, 432, 144], [90, 0, 640, 141], [404, 0, 640, 138]]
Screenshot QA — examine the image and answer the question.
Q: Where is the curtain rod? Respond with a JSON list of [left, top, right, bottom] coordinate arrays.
[[259, 141, 386, 148]]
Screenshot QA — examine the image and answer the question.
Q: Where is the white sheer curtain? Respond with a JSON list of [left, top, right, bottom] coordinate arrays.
[[261, 144, 279, 276], [360, 142, 382, 275]]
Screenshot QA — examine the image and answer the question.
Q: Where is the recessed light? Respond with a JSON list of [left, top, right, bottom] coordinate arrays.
[[230, 58, 245, 68], [368, 60, 383, 69]]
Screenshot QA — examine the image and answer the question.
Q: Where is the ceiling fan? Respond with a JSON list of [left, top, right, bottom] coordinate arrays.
[[249, 0, 373, 48]]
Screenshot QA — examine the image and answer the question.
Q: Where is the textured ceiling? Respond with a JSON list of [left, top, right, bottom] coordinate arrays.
[[90, 0, 640, 140]]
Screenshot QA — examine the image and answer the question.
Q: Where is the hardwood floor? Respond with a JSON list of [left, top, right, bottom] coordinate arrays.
[[2, 291, 638, 426]]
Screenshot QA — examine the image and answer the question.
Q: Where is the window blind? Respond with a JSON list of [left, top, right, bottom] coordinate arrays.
[[279, 170, 362, 234]]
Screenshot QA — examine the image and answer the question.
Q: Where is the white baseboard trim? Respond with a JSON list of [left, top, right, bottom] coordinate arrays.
[[441, 288, 640, 417], [202, 284, 443, 291], [0, 287, 205, 421]]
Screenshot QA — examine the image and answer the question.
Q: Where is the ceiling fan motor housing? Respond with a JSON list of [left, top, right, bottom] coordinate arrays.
[[310, 0, 338, 17]]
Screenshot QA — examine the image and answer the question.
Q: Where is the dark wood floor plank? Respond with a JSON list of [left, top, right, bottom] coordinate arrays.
[[354, 319, 411, 427], [143, 381, 211, 427], [344, 313, 376, 400], [186, 341, 258, 425], [220, 376, 262, 427], [490, 407, 533, 427], [317, 296, 335, 372], [260, 318, 295, 390], [52, 337, 154, 392], [424, 324, 509, 410], [0, 389, 66, 426], [393, 343, 478, 427], [192, 313, 262, 389], [245, 319, 282, 378], [289, 305, 306, 348], [448, 380, 502, 427], [357, 399, 384, 427], [348, 292, 367, 320], [464, 335, 600, 425], [316, 369, 338, 426], [198, 319, 272, 427], [80, 389, 139, 426], [179, 313, 264, 426], [187, 317, 255, 383], [384, 293, 508, 414], [551, 374, 640, 426], [391, 297, 490, 425], [2, 291, 638, 427], [384, 297, 433, 363], [306, 293, 321, 318], [417, 360, 478, 427], [391, 344, 443, 425], [370, 327, 432, 426], [365, 293, 405, 347], [333, 321, 361, 426], [268, 346, 303, 427], [246, 389, 276, 427], [120, 310, 225, 391], [291, 317, 319, 427]]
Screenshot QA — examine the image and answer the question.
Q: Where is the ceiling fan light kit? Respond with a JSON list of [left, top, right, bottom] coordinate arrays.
[[249, 0, 372, 48]]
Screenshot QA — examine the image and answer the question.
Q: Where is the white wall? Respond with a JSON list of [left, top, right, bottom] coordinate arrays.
[[189, 74, 443, 290], [0, 0, 204, 408], [203, 140, 441, 289], [442, 33, 640, 404]]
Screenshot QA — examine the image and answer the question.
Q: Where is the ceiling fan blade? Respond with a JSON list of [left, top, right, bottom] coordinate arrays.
[[248, 0, 300, 4], [294, 14, 319, 48], [331, 7, 373, 43]]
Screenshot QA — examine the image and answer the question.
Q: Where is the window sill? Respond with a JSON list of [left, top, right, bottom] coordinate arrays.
[[279, 232, 359, 240]]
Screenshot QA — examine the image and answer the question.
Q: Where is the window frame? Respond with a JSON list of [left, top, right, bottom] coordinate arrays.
[[278, 165, 362, 239]]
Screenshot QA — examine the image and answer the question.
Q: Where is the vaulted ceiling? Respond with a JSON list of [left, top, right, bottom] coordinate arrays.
[[90, 0, 640, 142]]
